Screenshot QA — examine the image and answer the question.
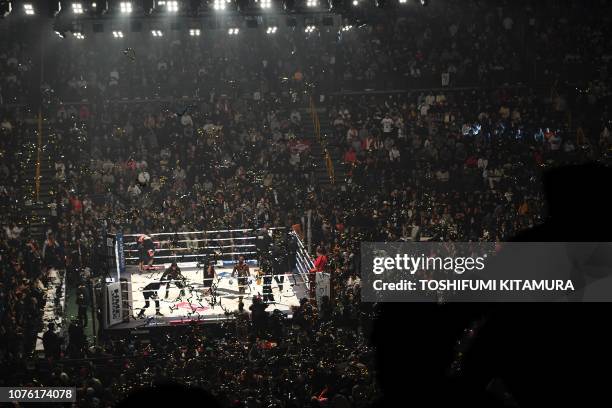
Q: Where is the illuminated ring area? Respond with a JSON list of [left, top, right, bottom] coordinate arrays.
[[103, 229, 321, 328]]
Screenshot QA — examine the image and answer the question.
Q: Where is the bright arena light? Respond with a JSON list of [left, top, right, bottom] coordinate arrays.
[[342, 25, 352, 31], [189, 29, 201, 36], [92, 2, 97, 7], [260, 0, 272, 9], [151, 30, 163, 37], [305, 25, 315, 33], [119, 2, 132, 13], [74, 32, 85, 39], [23, 3, 35, 15], [306, 0, 318, 7], [228, 27, 239, 35], [72, 3, 84, 14], [166, 1, 178, 12], [352, 0, 358, 4], [399, 0, 407, 3], [266, 26, 277, 34], [213, 0, 226, 10], [112, 30, 124, 38]]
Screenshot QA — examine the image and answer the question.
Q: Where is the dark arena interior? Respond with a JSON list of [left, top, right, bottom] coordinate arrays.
[[1, 0, 612, 406]]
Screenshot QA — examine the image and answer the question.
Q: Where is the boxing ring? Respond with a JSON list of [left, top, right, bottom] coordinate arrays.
[[101, 228, 329, 329]]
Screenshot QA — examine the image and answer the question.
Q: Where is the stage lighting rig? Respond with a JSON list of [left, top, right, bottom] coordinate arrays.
[[72, 2, 84, 13], [257, 0, 271, 9], [167, 0, 178, 11], [213, 0, 226, 10], [119, 1, 132, 13], [23, 3, 35, 14], [156, 0, 178, 12]]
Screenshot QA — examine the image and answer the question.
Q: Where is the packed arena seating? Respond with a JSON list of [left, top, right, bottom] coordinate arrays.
[[0, 37, 34, 105], [1, 0, 612, 406]]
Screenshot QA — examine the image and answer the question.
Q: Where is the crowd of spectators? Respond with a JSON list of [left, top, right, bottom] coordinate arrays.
[[323, 86, 609, 246], [0, 108, 40, 365], [42, 0, 612, 102], [0, 36, 34, 106], [50, 94, 316, 261], [12, 291, 376, 407], [1, 0, 612, 406]]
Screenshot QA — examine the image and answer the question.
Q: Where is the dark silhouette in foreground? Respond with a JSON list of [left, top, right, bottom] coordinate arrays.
[[373, 163, 612, 407], [116, 383, 222, 408]]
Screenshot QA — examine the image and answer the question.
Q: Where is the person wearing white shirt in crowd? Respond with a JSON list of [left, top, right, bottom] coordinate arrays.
[[488, 167, 504, 190], [55, 162, 66, 182], [0, 118, 12, 132], [394, 116, 405, 139], [340, 108, 351, 121], [49, 201, 57, 218], [173, 165, 186, 181], [4, 224, 23, 240], [109, 69, 119, 87], [347, 125, 358, 143], [381, 115, 394, 134], [127, 183, 141, 198], [419, 103, 430, 117], [425, 93, 435, 106], [138, 169, 151, 186], [180, 113, 193, 127], [389, 146, 400, 162]]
